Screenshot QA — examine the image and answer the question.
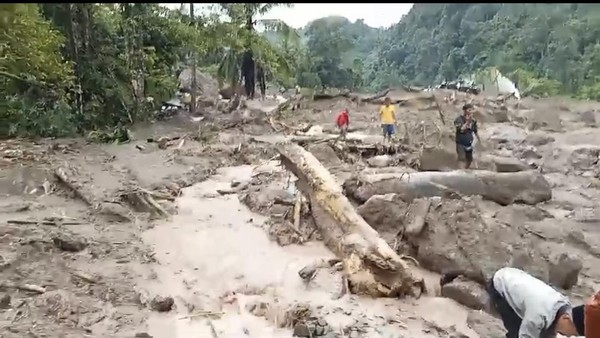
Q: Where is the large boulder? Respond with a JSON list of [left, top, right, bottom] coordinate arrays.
[[178, 68, 218, 103]]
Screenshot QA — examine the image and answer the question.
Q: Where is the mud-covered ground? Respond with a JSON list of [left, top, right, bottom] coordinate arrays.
[[1, 88, 600, 338]]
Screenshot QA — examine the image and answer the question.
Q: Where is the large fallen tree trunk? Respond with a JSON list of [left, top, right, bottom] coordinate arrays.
[[277, 143, 424, 298], [343, 170, 552, 206]]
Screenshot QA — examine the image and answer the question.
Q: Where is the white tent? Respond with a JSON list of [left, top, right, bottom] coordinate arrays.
[[472, 67, 521, 99]]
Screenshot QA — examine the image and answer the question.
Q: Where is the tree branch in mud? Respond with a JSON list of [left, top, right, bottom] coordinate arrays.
[[54, 166, 94, 206], [344, 170, 552, 206], [277, 143, 425, 298]]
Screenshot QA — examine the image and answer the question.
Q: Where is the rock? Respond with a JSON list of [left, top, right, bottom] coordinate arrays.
[[134, 334, 153, 338], [466, 310, 506, 338], [293, 323, 311, 337], [418, 146, 458, 171], [0, 293, 10, 309], [523, 132, 554, 146], [515, 146, 542, 160], [569, 146, 600, 171], [548, 252, 582, 290], [580, 110, 597, 127], [149, 295, 174, 312], [357, 194, 409, 234], [52, 234, 87, 252], [485, 155, 529, 172], [441, 276, 490, 311], [98, 202, 131, 222], [306, 143, 342, 167], [293, 318, 331, 337], [412, 198, 550, 283], [178, 68, 218, 100], [366, 155, 392, 168]]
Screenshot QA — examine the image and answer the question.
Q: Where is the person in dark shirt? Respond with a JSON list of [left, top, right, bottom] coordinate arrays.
[[454, 103, 481, 169]]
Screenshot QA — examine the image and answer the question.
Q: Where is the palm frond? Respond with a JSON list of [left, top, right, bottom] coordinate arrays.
[[257, 18, 300, 45], [257, 3, 293, 15]]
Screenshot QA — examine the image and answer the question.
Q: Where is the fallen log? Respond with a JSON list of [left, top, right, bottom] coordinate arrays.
[[344, 170, 552, 206], [277, 143, 424, 298]]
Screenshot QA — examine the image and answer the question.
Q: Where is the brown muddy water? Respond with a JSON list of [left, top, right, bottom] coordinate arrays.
[[138, 164, 478, 338]]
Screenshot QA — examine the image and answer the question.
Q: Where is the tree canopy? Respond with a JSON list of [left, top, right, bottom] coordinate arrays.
[[2, 3, 600, 139]]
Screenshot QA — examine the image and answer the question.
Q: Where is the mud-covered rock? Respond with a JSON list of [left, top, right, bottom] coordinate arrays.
[[306, 143, 342, 167], [357, 194, 408, 234], [52, 234, 87, 252], [441, 276, 489, 311], [413, 198, 550, 283], [366, 155, 392, 168], [523, 132, 555, 146], [149, 295, 174, 312], [134, 333, 153, 338], [485, 155, 529, 172], [293, 318, 331, 337], [569, 146, 600, 171], [0, 293, 10, 309], [580, 110, 597, 127], [548, 252, 582, 290], [466, 310, 505, 338], [98, 202, 131, 222], [418, 146, 459, 171]]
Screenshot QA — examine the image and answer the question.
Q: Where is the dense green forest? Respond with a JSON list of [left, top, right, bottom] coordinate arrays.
[[2, 3, 600, 139]]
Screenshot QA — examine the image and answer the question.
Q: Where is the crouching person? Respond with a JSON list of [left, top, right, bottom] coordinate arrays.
[[441, 267, 584, 338]]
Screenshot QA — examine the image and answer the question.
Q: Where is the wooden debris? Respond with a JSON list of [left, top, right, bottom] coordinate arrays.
[[278, 143, 425, 298], [0, 282, 46, 294]]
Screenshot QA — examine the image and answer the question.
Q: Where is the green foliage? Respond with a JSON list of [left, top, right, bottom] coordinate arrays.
[[6, 3, 600, 140], [0, 4, 74, 137], [1, 3, 225, 139], [373, 4, 600, 99]]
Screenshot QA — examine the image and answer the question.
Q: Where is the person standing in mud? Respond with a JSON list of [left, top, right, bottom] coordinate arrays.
[[454, 103, 481, 169], [336, 108, 350, 140], [379, 97, 396, 143], [441, 267, 585, 338]]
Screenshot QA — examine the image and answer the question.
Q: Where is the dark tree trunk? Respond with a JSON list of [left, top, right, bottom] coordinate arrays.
[[241, 5, 256, 99], [242, 50, 255, 99], [257, 64, 266, 99]]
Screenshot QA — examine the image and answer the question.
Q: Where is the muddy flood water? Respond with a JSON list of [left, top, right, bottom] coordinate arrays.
[[138, 165, 477, 338]]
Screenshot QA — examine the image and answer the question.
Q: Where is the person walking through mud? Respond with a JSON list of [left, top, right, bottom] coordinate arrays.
[[440, 267, 585, 338], [379, 97, 396, 143], [454, 103, 481, 169], [336, 108, 350, 140]]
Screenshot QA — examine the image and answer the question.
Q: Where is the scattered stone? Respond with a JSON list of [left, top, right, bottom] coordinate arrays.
[[466, 310, 506, 338], [149, 295, 174, 312], [306, 143, 342, 167], [134, 333, 153, 338], [485, 155, 529, 172], [0, 293, 10, 309], [523, 132, 554, 146], [418, 146, 459, 171], [293, 318, 332, 337], [52, 234, 87, 252], [98, 202, 131, 222], [441, 276, 490, 311], [548, 252, 582, 290], [366, 155, 392, 168], [357, 194, 408, 235], [580, 110, 597, 127]]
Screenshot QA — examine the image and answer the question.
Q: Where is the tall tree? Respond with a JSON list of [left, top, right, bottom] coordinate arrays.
[[217, 3, 298, 99]]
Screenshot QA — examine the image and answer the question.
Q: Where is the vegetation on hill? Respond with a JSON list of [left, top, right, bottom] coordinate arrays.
[[2, 3, 600, 139]]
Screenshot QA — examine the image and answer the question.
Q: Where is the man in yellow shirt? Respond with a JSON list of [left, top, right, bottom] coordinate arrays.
[[379, 97, 396, 143]]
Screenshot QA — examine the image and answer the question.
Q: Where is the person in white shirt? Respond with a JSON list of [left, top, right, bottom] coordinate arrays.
[[440, 267, 585, 338]]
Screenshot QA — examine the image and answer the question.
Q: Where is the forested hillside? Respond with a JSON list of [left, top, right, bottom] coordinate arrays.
[[2, 3, 600, 139], [369, 4, 600, 97]]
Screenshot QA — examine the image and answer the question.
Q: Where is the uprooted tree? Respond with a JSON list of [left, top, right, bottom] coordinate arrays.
[[277, 142, 425, 298]]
